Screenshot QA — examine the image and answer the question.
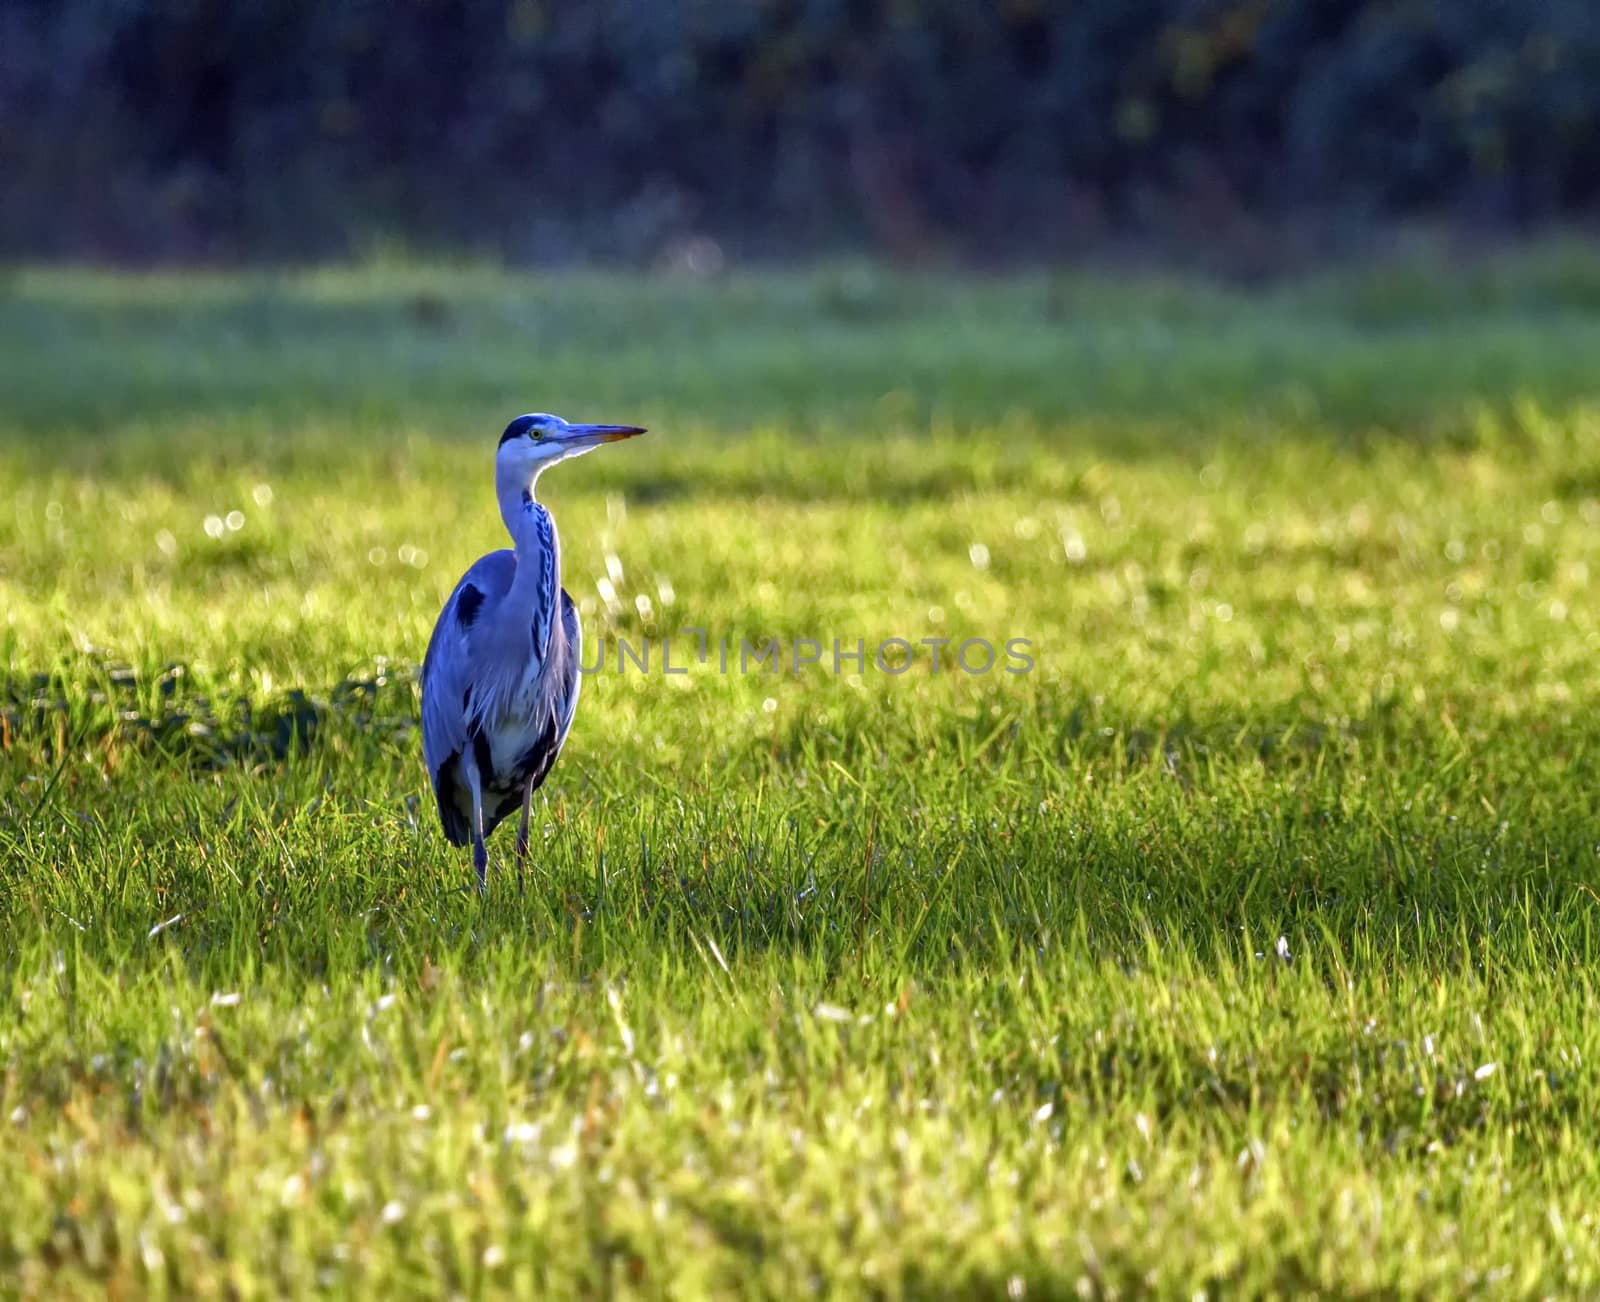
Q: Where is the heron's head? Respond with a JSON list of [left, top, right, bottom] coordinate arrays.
[[496, 412, 646, 481]]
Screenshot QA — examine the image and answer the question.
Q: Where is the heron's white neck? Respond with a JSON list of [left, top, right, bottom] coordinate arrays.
[[496, 463, 560, 615], [495, 460, 543, 541]]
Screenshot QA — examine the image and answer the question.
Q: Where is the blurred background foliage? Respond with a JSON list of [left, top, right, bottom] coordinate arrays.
[[2, 0, 1598, 266]]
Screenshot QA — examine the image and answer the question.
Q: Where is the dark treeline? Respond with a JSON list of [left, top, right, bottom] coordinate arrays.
[[3, 0, 1598, 264]]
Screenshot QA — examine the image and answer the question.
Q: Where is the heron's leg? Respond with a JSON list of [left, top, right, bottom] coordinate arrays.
[[467, 767, 489, 895], [471, 829, 488, 894], [515, 778, 534, 898]]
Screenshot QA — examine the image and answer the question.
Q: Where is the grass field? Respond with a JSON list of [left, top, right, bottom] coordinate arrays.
[[3, 247, 1600, 1297]]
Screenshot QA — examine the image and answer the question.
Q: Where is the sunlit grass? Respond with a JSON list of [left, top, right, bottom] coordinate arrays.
[[2, 251, 1600, 1296]]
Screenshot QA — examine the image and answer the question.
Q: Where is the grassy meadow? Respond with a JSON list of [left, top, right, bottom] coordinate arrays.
[[3, 248, 1600, 1296]]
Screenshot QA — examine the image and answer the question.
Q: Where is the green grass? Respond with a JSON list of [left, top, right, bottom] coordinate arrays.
[[2, 246, 1600, 1297]]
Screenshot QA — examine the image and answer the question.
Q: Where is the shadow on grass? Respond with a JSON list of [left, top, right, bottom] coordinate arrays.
[[1, 658, 415, 770], [0, 652, 1447, 781]]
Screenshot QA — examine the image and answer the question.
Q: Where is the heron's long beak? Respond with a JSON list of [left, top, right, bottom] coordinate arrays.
[[560, 423, 647, 446]]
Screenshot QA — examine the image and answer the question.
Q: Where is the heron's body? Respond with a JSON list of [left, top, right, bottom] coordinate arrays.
[[422, 539, 581, 846], [420, 413, 644, 890]]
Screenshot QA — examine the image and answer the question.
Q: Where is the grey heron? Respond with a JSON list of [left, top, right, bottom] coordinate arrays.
[[421, 412, 645, 891]]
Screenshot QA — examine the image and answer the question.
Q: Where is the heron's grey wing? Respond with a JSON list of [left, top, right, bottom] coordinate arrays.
[[421, 551, 516, 845], [484, 588, 584, 831], [529, 588, 583, 782], [552, 586, 582, 752]]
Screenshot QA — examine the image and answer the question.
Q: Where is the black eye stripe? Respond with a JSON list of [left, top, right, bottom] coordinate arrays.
[[498, 415, 541, 446]]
